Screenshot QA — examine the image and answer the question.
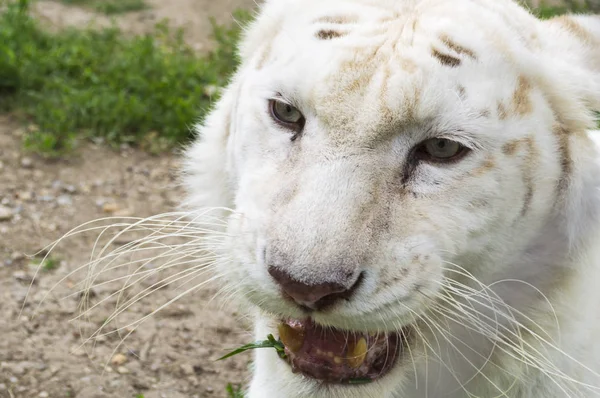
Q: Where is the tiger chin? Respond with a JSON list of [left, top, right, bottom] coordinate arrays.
[[182, 0, 600, 397]]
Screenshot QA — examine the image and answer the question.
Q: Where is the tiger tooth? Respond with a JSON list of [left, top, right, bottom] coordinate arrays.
[[278, 323, 305, 353], [347, 337, 368, 368]]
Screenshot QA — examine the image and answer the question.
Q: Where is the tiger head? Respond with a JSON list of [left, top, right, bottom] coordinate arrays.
[[183, 0, 600, 396]]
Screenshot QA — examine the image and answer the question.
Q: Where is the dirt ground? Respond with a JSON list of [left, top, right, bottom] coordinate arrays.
[[0, 1, 259, 397], [32, 0, 259, 51]]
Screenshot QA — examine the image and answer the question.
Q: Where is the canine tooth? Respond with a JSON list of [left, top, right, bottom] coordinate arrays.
[[278, 324, 305, 353], [347, 337, 367, 369]]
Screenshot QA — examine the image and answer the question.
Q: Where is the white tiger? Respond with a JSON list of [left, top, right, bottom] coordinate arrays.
[[182, 0, 600, 396]]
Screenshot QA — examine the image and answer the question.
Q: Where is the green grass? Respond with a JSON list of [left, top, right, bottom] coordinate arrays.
[[535, 5, 583, 19], [226, 383, 244, 398], [58, 0, 147, 15], [41, 257, 60, 271], [531, 0, 598, 19], [0, 0, 250, 157], [29, 255, 61, 271]]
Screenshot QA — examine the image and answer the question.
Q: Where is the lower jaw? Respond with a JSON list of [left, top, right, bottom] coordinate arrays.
[[276, 319, 405, 385]]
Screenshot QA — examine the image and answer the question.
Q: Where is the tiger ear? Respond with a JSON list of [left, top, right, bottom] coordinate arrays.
[[562, 15, 600, 111], [180, 77, 240, 219], [531, 15, 600, 249], [539, 15, 600, 119]]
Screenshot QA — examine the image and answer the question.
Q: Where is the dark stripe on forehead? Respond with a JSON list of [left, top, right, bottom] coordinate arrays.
[[440, 34, 478, 60], [430, 33, 479, 68], [431, 48, 461, 67], [316, 29, 348, 40]]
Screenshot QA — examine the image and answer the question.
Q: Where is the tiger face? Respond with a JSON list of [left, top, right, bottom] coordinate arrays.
[[183, 0, 600, 396]]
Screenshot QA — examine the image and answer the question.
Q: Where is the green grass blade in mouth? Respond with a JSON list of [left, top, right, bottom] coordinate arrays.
[[348, 377, 373, 384], [217, 334, 286, 361]]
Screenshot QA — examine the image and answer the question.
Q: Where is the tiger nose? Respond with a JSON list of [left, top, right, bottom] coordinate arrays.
[[267, 266, 362, 311]]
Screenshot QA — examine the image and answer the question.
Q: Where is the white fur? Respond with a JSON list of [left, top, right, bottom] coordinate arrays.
[[183, 1, 600, 397]]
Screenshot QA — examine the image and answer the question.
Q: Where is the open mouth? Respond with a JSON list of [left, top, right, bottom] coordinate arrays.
[[277, 318, 406, 384]]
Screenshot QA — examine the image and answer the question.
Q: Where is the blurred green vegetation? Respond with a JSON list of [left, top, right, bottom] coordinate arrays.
[[226, 383, 245, 398], [0, 0, 251, 157], [0, 0, 596, 157], [533, 0, 599, 18], [59, 0, 147, 15]]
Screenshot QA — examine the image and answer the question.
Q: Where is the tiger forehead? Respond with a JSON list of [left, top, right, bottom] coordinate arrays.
[[251, 0, 537, 144], [254, 0, 513, 77], [306, 32, 480, 139]]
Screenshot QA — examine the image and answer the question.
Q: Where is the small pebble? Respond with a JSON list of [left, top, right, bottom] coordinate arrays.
[[57, 195, 73, 206], [20, 157, 33, 169], [117, 366, 130, 374], [11, 252, 24, 261], [79, 183, 91, 194], [114, 208, 133, 217], [110, 353, 128, 366], [70, 346, 86, 357], [180, 363, 195, 376], [45, 223, 57, 232], [17, 191, 33, 201], [0, 206, 13, 221], [39, 392, 49, 398], [63, 185, 77, 194], [109, 379, 121, 388], [102, 203, 119, 213], [13, 271, 32, 283]]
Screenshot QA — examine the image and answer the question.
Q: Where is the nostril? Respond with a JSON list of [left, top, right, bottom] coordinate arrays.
[[313, 271, 364, 310], [268, 266, 363, 311]]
